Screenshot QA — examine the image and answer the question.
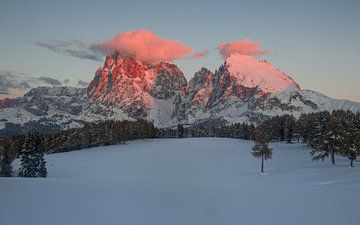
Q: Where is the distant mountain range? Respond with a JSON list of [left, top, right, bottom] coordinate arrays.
[[1, 53, 360, 136], [0, 71, 89, 99]]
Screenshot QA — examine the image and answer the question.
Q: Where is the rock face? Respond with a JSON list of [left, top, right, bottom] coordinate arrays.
[[175, 54, 301, 123], [1, 52, 360, 135], [87, 53, 187, 119]]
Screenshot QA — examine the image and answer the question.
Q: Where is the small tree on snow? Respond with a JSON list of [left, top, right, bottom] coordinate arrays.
[[251, 126, 273, 173]]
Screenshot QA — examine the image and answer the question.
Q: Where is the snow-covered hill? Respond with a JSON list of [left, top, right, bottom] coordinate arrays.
[[1, 138, 359, 225]]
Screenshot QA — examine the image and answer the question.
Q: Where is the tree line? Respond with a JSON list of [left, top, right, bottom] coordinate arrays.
[[0, 119, 157, 177], [251, 110, 360, 170], [1, 110, 360, 176]]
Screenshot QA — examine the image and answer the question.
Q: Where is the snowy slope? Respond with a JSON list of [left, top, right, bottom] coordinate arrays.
[[226, 54, 300, 93], [1, 138, 359, 225]]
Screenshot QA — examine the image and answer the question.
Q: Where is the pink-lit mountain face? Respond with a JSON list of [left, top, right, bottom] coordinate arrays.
[[87, 52, 187, 117]]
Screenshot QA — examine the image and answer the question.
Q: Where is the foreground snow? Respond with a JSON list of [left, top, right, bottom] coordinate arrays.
[[1, 138, 359, 225]]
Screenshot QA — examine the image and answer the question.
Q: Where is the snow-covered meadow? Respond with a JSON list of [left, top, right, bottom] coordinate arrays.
[[1, 138, 359, 225]]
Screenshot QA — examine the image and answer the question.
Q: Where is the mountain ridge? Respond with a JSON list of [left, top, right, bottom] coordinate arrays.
[[0, 53, 359, 135]]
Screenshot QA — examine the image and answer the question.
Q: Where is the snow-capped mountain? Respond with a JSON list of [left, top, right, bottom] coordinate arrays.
[[1, 52, 360, 135], [176, 53, 360, 124]]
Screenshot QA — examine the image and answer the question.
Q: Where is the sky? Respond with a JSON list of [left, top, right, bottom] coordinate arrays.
[[0, 0, 359, 101]]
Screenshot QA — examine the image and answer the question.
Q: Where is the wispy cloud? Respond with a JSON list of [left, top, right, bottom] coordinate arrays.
[[34, 40, 102, 61]]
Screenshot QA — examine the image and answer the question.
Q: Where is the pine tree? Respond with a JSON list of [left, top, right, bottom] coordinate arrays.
[[283, 115, 295, 143], [297, 113, 314, 144], [177, 124, 184, 138], [323, 116, 344, 165], [0, 146, 13, 177], [309, 112, 331, 162], [18, 134, 47, 178], [354, 112, 360, 130], [251, 125, 273, 173], [18, 134, 38, 177], [343, 125, 360, 167]]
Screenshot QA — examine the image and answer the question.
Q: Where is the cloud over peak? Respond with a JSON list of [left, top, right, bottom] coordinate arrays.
[[217, 39, 268, 58], [91, 30, 206, 63], [34, 32, 269, 64], [35, 30, 208, 63]]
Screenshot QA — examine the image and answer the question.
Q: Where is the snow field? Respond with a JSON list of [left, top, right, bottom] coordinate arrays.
[[1, 138, 359, 225]]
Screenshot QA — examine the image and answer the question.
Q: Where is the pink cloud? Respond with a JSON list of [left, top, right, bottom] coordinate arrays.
[[217, 39, 268, 58], [91, 30, 194, 63], [192, 49, 209, 59]]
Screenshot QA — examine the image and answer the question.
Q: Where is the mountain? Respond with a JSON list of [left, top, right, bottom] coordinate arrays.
[[0, 86, 132, 136], [87, 53, 187, 126], [1, 53, 360, 135], [0, 71, 90, 99], [174, 54, 360, 124], [0, 71, 63, 99]]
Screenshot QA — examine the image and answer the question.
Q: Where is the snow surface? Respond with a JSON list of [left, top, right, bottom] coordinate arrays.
[[148, 97, 177, 128], [1, 138, 360, 225], [226, 54, 300, 93]]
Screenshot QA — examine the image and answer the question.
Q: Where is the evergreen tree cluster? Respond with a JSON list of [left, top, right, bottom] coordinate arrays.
[[42, 119, 157, 153], [259, 115, 297, 143], [256, 111, 360, 167], [296, 110, 360, 166], [0, 119, 158, 176], [159, 121, 256, 140]]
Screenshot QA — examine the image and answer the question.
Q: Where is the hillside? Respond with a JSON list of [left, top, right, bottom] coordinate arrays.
[[1, 138, 359, 225]]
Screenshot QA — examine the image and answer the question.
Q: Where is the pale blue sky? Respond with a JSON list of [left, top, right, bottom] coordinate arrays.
[[0, 0, 359, 101]]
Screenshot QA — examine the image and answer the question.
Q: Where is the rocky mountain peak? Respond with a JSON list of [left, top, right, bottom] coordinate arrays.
[[87, 52, 187, 118]]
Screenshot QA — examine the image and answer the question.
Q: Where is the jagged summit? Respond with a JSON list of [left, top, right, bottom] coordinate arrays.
[[87, 53, 187, 117], [225, 54, 300, 94]]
